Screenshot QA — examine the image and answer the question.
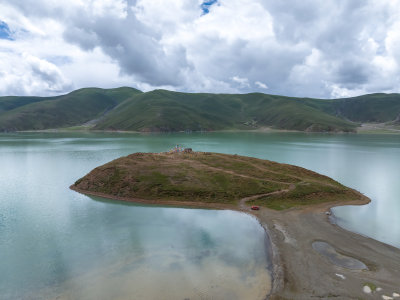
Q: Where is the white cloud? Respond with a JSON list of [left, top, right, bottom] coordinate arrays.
[[231, 76, 250, 88], [91, 0, 128, 18], [0, 52, 72, 95], [328, 83, 367, 99], [255, 81, 268, 89], [1, 0, 400, 97]]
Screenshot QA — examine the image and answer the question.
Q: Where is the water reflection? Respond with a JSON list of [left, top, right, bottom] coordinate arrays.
[[0, 135, 271, 300]]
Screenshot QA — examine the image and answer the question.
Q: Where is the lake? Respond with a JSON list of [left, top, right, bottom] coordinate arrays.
[[1, 131, 399, 299], [0, 133, 271, 300]]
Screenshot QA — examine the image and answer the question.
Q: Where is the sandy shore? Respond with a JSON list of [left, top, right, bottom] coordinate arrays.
[[255, 199, 400, 299], [71, 186, 400, 299]]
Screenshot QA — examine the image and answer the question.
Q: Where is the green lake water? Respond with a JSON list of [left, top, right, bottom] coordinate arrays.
[[0, 133, 271, 300], [1, 132, 400, 299]]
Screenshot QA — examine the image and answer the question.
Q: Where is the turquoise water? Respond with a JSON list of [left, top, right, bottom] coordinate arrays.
[[0, 133, 271, 300], [1, 132, 400, 299]]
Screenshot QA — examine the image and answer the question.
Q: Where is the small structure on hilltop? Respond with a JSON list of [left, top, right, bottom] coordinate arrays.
[[169, 144, 193, 153], [169, 144, 183, 153]]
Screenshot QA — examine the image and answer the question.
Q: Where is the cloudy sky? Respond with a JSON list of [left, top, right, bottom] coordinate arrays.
[[0, 0, 400, 98]]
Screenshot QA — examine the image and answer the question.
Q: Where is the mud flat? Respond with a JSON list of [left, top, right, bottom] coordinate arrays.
[[252, 200, 400, 299]]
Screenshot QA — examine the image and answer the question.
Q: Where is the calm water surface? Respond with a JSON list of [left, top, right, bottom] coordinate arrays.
[[1, 132, 400, 298], [0, 133, 271, 300]]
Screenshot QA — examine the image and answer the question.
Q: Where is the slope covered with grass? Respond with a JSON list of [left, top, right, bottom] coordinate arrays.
[[94, 90, 357, 132], [72, 152, 364, 209], [0, 87, 141, 131], [94, 90, 248, 132], [1, 87, 400, 132], [0, 96, 57, 114], [302, 93, 400, 122]]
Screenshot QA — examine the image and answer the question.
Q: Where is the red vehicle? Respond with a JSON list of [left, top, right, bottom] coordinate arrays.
[[251, 206, 260, 210]]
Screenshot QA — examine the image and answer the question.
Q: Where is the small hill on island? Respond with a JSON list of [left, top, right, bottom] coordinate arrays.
[[72, 152, 365, 210]]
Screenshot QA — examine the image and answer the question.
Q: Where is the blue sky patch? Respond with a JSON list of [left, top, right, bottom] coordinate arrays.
[[201, 0, 218, 14], [0, 21, 13, 40]]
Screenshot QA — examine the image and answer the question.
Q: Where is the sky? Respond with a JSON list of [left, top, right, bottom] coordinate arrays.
[[0, 0, 400, 98]]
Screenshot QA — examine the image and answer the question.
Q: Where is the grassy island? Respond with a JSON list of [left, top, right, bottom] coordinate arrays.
[[72, 151, 363, 210]]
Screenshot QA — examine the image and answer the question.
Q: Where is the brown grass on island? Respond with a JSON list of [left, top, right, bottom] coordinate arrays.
[[71, 151, 364, 210]]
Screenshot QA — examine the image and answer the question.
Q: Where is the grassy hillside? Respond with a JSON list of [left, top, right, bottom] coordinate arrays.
[[1, 87, 400, 132], [302, 93, 400, 123], [0, 87, 141, 131], [94, 90, 357, 132], [0, 96, 57, 114], [94, 90, 248, 132], [71, 152, 364, 210]]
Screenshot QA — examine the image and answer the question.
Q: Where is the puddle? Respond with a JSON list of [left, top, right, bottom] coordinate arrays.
[[312, 241, 367, 270]]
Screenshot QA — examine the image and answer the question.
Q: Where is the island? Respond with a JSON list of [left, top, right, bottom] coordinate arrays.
[[71, 151, 400, 299]]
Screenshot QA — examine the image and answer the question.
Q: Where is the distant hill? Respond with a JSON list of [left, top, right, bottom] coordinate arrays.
[[93, 90, 355, 132], [1, 87, 400, 132], [0, 87, 142, 131]]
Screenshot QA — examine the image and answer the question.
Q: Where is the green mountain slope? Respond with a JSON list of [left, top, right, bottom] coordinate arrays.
[[94, 90, 247, 132], [0, 87, 141, 131], [94, 90, 357, 132], [0, 96, 57, 113], [302, 93, 400, 122], [1, 87, 400, 132]]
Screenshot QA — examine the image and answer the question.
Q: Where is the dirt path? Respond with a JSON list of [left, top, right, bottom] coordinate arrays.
[[239, 184, 295, 211], [197, 162, 293, 186]]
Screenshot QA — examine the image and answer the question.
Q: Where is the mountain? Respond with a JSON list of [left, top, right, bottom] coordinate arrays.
[[1, 87, 400, 132], [0, 87, 142, 131], [93, 90, 354, 132]]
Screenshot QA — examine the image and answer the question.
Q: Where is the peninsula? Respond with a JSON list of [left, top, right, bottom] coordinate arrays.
[[71, 152, 400, 299]]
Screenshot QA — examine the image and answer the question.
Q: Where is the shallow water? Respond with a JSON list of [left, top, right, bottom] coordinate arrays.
[[312, 241, 367, 270], [0, 133, 270, 300]]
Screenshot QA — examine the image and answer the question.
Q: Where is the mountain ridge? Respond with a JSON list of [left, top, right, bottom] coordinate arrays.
[[1, 87, 400, 133]]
